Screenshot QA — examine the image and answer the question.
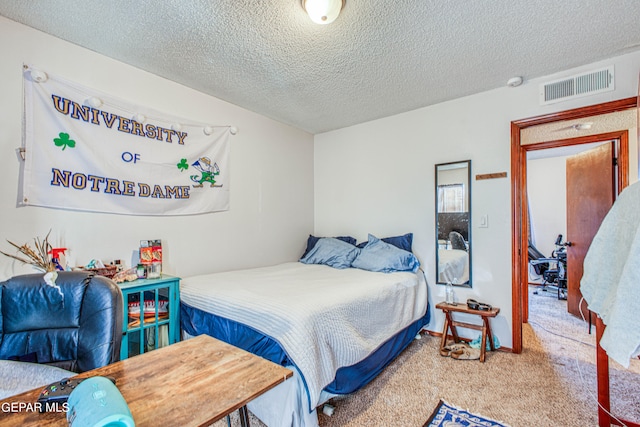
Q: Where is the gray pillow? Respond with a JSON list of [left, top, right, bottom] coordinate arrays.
[[299, 237, 360, 269], [352, 234, 420, 273]]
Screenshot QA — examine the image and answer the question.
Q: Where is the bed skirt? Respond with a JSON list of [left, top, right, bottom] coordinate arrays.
[[180, 302, 430, 399]]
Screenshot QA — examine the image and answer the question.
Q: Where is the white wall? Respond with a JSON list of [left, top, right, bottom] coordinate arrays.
[[314, 50, 640, 348], [527, 156, 568, 257], [0, 17, 314, 280]]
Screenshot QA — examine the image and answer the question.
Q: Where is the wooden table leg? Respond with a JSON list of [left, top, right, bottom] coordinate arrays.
[[239, 406, 251, 427], [480, 320, 487, 363], [440, 312, 450, 352], [485, 317, 496, 352], [446, 312, 459, 342]]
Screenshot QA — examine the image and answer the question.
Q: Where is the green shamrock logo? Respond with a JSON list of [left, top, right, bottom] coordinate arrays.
[[177, 158, 189, 171], [54, 132, 76, 151]]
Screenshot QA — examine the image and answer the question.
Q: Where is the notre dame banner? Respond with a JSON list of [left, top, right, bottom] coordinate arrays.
[[22, 65, 230, 216]]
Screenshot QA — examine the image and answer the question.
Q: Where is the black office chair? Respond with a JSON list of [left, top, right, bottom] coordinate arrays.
[[528, 243, 548, 275], [449, 231, 467, 251], [529, 235, 568, 300]]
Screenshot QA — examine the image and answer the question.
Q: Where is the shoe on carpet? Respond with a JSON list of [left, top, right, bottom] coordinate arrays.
[[440, 342, 470, 357], [451, 346, 481, 360]]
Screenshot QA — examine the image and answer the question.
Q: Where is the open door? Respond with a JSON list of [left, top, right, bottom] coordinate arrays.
[[565, 141, 616, 318], [512, 97, 636, 354]]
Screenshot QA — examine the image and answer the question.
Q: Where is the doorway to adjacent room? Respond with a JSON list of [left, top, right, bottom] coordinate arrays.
[[527, 139, 620, 320], [510, 97, 637, 354]]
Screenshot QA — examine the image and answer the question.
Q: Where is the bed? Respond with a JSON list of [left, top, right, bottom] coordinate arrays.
[[438, 248, 469, 284], [180, 253, 429, 427]]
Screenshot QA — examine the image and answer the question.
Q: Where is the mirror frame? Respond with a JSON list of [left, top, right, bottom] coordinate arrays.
[[435, 160, 472, 287]]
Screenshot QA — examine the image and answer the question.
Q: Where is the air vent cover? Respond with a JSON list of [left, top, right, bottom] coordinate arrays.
[[540, 66, 614, 105]]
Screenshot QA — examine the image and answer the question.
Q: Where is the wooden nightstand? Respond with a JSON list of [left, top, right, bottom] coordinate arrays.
[[436, 301, 500, 362]]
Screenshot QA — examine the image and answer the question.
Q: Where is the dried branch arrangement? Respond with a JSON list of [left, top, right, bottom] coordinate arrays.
[[0, 230, 55, 272]]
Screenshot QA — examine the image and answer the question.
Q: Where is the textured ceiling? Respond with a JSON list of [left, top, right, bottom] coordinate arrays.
[[1, 0, 640, 134]]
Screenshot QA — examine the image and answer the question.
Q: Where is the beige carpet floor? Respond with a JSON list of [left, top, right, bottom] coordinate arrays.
[[217, 285, 640, 426]]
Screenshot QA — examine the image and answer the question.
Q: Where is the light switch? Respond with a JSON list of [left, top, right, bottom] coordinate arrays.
[[479, 215, 488, 228]]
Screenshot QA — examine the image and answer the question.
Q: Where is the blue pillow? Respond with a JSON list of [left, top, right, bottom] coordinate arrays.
[[356, 233, 413, 252], [301, 234, 357, 258], [352, 234, 420, 273], [300, 237, 360, 269]]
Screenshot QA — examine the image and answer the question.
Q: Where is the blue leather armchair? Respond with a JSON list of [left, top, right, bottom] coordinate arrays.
[[0, 271, 123, 373]]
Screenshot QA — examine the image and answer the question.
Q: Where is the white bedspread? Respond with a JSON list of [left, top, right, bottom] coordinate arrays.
[[180, 262, 427, 410], [581, 181, 640, 368]]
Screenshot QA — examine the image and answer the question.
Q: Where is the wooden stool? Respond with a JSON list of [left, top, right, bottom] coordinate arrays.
[[436, 301, 500, 362]]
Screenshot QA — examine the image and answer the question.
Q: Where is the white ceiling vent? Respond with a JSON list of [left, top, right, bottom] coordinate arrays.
[[539, 66, 614, 105]]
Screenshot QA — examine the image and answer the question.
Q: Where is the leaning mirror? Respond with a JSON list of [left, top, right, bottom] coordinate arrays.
[[435, 160, 471, 287]]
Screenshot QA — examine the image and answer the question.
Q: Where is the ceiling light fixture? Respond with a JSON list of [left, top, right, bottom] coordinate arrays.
[[572, 122, 593, 131], [302, 0, 344, 25]]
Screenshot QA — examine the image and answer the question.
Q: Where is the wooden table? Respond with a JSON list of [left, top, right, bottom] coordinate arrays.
[[436, 301, 500, 362], [0, 334, 293, 426]]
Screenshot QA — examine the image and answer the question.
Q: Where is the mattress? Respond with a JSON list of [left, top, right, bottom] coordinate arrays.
[[179, 262, 428, 411]]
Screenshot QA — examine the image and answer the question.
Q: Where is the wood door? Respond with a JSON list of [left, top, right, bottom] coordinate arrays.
[[565, 142, 615, 318]]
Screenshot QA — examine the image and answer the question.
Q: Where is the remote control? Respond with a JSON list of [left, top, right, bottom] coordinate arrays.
[[37, 376, 116, 412]]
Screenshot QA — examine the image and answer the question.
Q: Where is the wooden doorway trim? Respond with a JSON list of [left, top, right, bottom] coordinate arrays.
[[510, 97, 636, 354]]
